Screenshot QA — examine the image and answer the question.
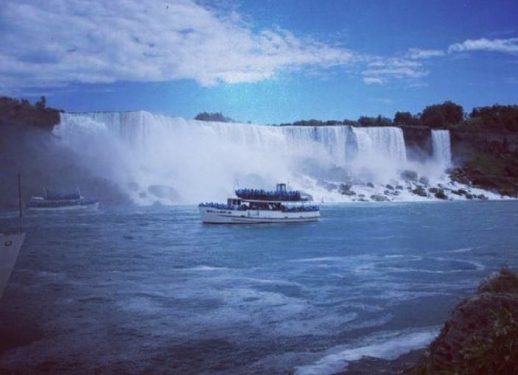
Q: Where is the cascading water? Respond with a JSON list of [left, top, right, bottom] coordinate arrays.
[[54, 112, 451, 204], [431, 129, 452, 169]]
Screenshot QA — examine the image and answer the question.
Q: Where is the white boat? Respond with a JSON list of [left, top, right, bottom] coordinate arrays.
[[199, 183, 320, 224], [0, 232, 25, 298], [27, 189, 99, 211]]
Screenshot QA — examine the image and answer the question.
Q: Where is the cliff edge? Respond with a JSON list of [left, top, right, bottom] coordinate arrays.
[[0, 96, 60, 130]]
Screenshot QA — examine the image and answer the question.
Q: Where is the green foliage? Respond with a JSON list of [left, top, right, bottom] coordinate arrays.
[[412, 269, 518, 375], [469, 105, 518, 132], [343, 119, 357, 126], [459, 308, 518, 374], [420, 101, 464, 128], [358, 115, 393, 127], [194, 112, 233, 122], [479, 268, 518, 294], [35, 96, 47, 110], [0, 95, 60, 130], [393, 111, 419, 125], [292, 119, 325, 126]]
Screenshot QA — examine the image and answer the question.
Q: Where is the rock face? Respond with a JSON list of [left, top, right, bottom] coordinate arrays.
[[449, 129, 518, 197], [401, 126, 433, 161], [412, 269, 518, 374]]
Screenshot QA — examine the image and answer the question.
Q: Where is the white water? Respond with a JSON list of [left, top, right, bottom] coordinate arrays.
[[295, 328, 438, 375], [56, 111, 460, 204], [431, 129, 452, 168]]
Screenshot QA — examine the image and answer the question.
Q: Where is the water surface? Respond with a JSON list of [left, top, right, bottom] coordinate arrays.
[[1, 201, 517, 374]]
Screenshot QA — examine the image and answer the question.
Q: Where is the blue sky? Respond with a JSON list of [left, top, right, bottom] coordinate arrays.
[[1, 0, 518, 124]]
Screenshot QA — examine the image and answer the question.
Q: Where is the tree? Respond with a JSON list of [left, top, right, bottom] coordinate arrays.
[[420, 101, 464, 127], [194, 112, 233, 122], [393, 111, 414, 125], [469, 105, 518, 132], [358, 115, 392, 127], [35, 96, 46, 110]]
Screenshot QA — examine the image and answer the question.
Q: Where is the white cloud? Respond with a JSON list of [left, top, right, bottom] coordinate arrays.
[[406, 48, 445, 59], [448, 37, 518, 54], [361, 57, 428, 85], [0, 0, 354, 90], [2, 0, 515, 92], [363, 77, 384, 85]]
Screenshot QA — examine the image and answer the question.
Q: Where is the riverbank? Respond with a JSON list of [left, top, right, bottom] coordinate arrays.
[[339, 268, 518, 374]]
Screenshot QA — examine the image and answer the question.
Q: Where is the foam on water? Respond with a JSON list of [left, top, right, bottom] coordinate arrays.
[[295, 328, 439, 375]]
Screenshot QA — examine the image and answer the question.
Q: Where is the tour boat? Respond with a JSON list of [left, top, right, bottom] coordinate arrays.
[[27, 189, 99, 211], [199, 183, 320, 223]]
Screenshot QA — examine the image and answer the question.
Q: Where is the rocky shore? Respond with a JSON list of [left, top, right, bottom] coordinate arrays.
[[411, 268, 518, 374], [340, 269, 518, 374]]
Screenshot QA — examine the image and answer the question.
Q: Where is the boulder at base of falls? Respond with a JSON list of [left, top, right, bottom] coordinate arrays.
[[401, 170, 419, 182], [412, 185, 428, 197], [411, 268, 518, 374], [339, 183, 356, 196], [419, 176, 430, 186], [434, 190, 448, 200], [370, 194, 390, 202]]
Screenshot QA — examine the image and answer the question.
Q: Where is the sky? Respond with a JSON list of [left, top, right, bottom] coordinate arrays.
[[1, 0, 518, 124]]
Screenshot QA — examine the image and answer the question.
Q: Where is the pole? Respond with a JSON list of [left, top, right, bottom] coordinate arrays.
[[17, 173, 23, 231]]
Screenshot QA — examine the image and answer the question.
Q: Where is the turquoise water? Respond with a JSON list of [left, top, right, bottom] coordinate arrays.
[[1, 201, 517, 374]]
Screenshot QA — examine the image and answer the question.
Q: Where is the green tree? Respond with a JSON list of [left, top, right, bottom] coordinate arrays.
[[393, 111, 413, 125], [35, 96, 46, 110], [420, 101, 464, 127]]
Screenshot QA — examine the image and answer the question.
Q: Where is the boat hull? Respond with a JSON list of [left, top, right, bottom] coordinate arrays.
[[27, 201, 99, 212], [0, 232, 25, 298], [199, 206, 320, 224]]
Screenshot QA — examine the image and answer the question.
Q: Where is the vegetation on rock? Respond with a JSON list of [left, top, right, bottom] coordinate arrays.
[[0, 96, 61, 130], [411, 268, 518, 374], [194, 112, 233, 122]]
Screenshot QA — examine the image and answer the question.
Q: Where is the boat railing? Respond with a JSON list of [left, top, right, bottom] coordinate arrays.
[[200, 202, 319, 212], [281, 205, 319, 212], [199, 202, 247, 210]]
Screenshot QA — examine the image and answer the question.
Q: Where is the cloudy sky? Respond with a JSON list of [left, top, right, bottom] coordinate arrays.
[[1, 0, 518, 123]]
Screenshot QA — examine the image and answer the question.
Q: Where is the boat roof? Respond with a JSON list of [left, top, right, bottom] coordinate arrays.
[[230, 197, 311, 203]]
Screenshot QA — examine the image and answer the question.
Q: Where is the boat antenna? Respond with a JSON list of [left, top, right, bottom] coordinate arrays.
[[17, 173, 23, 232]]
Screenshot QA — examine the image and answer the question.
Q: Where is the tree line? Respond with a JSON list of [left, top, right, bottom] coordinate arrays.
[[0, 95, 61, 130], [274, 101, 518, 132]]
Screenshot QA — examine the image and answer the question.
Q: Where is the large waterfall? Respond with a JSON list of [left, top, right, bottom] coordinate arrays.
[[55, 111, 449, 204]]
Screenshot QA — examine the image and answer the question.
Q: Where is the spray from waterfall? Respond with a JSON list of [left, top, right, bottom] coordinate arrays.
[[54, 112, 452, 204]]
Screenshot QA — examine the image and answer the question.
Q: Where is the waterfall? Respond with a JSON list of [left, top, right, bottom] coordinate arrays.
[[431, 129, 452, 168], [55, 112, 414, 204]]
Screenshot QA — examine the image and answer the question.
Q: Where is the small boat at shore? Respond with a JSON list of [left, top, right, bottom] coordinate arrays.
[[27, 189, 99, 211], [199, 183, 320, 224]]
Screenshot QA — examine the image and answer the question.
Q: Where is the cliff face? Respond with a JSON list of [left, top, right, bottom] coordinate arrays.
[[412, 269, 518, 374], [401, 126, 432, 162], [401, 125, 518, 196], [449, 129, 518, 196]]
